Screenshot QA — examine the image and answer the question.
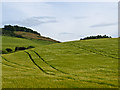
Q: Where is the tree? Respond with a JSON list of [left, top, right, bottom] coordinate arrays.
[[80, 35, 112, 40]]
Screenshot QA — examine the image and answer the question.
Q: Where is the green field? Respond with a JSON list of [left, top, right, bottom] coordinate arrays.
[[2, 36, 55, 53], [1, 36, 118, 88]]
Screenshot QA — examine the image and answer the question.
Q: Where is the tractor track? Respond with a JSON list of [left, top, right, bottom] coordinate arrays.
[[1, 58, 118, 87], [1, 62, 18, 69], [2, 50, 117, 87], [1, 62, 29, 72], [5, 49, 116, 87], [30, 50, 118, 87], [78, 79, 117, 87], [2, 61, 117, 87], [70, 44, 118, 59], [1, 62, 26, 72], [1, 56, 36, 70], [31, 50, 69, 75], [24, 51, 54, 75]]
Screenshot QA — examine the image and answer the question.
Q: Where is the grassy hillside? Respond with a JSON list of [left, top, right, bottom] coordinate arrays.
[[14, 31, 60, 42], [1, 38, 118, 88], [2, 36, 56, 54], [2, 25, 60, 43]]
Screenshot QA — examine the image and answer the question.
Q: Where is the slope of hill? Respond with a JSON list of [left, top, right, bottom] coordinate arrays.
[[2, 38, 118, 88], [2, 25, 60, 43], [14, 31, 60, 42], [1, 25, 60, 54]]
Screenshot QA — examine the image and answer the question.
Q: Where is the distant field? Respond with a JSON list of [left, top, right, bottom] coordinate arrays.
[[2, 37, 118, 88]]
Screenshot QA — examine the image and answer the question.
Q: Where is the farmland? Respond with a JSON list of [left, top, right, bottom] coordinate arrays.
[[1, 36, 118, 88]]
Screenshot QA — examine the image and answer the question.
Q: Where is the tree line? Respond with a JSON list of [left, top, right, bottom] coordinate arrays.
[[2, 25, 41, 36], [80, 35, 112, 40]]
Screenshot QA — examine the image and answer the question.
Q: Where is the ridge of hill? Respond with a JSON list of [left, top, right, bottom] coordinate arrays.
[[1, 25, 60, 43]]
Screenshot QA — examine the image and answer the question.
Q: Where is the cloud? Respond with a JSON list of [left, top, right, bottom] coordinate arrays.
[[90, 22, 117, 28], [3, 16, 57, 27], [33, 16, 55, 19], [1, 0, 119, 2], [2, 2, 118, 42], [74, 16, 88, 19], [59, 32, 74, 35]]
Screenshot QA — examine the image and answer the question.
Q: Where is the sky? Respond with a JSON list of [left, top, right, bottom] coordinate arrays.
[[2, 2, 118, 42]]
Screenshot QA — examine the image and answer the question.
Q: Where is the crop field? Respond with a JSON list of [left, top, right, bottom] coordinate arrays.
[[1, 37, 118, 88]]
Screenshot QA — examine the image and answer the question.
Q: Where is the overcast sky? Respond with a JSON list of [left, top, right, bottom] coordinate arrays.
[[2, 2, 118, 42]]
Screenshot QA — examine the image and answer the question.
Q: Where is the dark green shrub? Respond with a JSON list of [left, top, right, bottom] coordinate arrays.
[[15, 47, 27, 51], [2, 50, 9, 54], [27, 46, 35, 49], [6, 48, 13, 53]]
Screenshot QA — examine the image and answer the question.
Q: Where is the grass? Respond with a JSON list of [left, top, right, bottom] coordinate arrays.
[[2, 36, 56, 53], [1, 37, 118, 88]]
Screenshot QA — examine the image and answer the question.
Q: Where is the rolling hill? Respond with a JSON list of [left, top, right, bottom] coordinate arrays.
[[1, 33, 118, 88], [2, 36, 56, 54], [2, 25, 60, 43], [1, 25, 60, 54]]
